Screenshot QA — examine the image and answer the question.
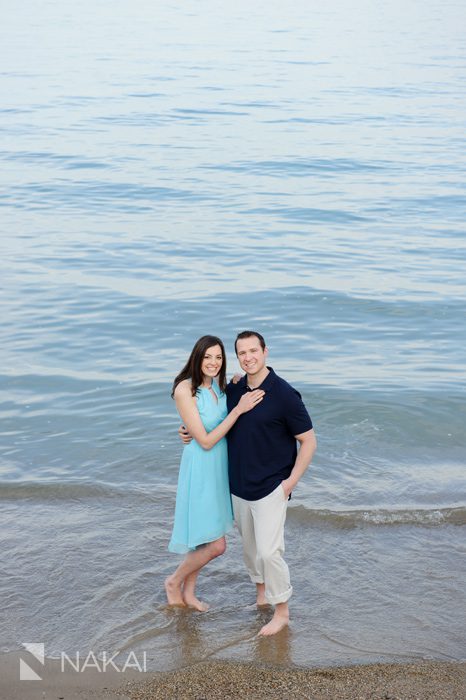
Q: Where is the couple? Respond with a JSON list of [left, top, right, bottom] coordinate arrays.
[[165, 330, 316, 636]]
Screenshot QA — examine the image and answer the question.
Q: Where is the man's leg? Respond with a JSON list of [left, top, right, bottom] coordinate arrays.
[[232, 494, 266, 605], [255, 582, 267, 606], [251, 484, 291, 635]]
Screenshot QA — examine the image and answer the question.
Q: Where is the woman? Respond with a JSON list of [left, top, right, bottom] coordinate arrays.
[[165, 335, 264, 611]]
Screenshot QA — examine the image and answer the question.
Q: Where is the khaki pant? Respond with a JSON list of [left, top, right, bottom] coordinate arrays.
[[232, 483, 292, 605]]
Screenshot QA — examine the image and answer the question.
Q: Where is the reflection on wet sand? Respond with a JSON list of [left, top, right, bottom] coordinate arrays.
[[163, 603, 293, 669], [254, 615, 292, 667]]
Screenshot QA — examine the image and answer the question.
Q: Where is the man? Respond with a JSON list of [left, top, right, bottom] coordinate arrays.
[[180, 330, 316, 636]]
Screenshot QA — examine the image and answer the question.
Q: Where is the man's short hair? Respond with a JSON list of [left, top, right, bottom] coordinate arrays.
[[234, 330, 266, 355]]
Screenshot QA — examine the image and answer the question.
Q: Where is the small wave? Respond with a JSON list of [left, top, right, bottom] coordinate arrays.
[[0, 481, 164, 503], [205, 157, 386, 175], [174, 107, 249, 117], [2, 180, 207, 213], [0, 150, 109, 170], [288, 504, 466, 528], [245, 206, 368, 224]]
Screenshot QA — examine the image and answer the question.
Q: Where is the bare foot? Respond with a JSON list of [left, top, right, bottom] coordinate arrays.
[[183, 593, 209, 612], [164, 576, 185, 606], [256, 596, 269, 607], [258, 612, 289, 636]]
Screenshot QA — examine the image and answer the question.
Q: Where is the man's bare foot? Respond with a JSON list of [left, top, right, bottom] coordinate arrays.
[[256, 596, 269, 607], [164, 576, 185, 606], [183, 593, 209, 612], [258, 611, 289, 636]]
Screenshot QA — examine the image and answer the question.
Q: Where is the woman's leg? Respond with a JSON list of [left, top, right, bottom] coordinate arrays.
[[182, 571, 204, 610], [165, 536, 226, 609], [182, 570, 198, 596]]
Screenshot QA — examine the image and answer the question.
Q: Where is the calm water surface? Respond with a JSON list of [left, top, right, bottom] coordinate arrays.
[[1, 0, 465, 670]]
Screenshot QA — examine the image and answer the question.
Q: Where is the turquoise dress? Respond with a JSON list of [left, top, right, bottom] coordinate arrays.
[[168, 381, 234, 553]]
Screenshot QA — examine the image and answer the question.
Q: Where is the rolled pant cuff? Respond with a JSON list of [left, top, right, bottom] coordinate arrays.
[[249, 575, 264, 584], [265, 585, 293, 605]]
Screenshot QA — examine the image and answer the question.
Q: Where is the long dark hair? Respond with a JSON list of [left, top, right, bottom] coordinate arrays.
[[171, 335, 227, 398]]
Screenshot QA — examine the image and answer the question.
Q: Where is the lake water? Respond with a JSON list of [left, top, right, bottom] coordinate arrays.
[[1, 0, 465, 671]]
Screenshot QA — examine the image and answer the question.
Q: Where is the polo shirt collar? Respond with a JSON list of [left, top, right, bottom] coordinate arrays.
[[242, 366, 276, 391]]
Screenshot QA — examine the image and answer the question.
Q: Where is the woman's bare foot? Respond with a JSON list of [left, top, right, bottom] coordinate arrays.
[[164, 576, 185, 606], [258, 610, 289, 636], [183, 593, 209, 612], [182, 570, 209, 610]]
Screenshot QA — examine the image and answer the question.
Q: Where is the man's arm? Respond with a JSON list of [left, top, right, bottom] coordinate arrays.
[[281, 428, 317, 498], [178, 424, 192, 444]]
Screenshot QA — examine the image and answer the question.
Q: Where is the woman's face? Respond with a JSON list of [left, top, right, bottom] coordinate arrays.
[[201, 344, 223, 380]]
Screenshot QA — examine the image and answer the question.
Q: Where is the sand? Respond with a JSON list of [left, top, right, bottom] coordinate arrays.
[[122, 659, 466, 700], [1, 651, 464, 700], [0, 651, 141, 700]]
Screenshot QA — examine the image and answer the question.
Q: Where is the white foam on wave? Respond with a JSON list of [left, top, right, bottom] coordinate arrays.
[[288, 504, 466, 528]]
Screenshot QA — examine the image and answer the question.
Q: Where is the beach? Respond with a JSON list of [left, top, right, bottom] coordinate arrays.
[[1, 652, 465, 700], [1, 0, 466, 689]]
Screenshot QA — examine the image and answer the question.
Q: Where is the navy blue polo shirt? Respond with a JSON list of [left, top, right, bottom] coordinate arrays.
[[226, 367, 313, 501]]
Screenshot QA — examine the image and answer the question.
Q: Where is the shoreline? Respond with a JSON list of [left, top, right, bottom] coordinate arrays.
[[1, 652, 464, 700]]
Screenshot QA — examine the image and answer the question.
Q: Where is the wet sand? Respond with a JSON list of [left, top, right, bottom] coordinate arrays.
[[0, 651, 141, 700], [2, 651, 464, 700]]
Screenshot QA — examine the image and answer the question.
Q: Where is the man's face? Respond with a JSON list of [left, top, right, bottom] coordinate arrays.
[[236, 336, 268, 376]]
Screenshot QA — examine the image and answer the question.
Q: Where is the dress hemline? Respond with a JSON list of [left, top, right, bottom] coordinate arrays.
[[168, 522, 234, 554]]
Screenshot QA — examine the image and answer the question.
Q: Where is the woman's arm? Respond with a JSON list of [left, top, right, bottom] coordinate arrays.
[[174, 380, 264, 450]]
